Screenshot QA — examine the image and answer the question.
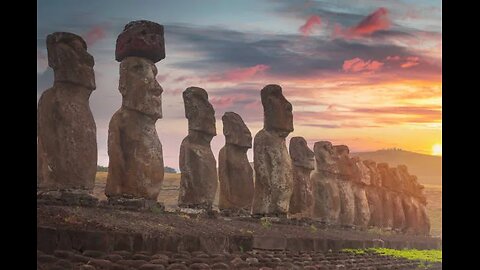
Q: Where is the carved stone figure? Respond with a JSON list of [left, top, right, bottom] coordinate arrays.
[[218, 112, 254, 212], [288, 137, 315, 217], [178, 87, 218, 210], [311, 141, 341, 223], [106, 56, 164, 201], [252, 84, 294, 216], [37, 32, 97, 202]]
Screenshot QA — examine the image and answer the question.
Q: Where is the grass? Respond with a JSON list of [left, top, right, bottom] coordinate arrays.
[[342, 248, 442, 263], [260, 217, 272, 229]]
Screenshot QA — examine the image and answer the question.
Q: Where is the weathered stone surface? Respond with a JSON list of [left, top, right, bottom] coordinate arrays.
[[337, 180, 355, 226], [350, 157, 371, 228], [352, 183, 370, 228], [389, 168, 404, 193], [377, 163, 395, 190], [288, 137, 315, 217], [218, 112, 253, 212], [178, 87, 217, 209], [391, 191, 406, 231], [380, 189, 394, 230], [106, 56, 164, 200], [353, 157, 371, 186], [363, 160, 381, 187], [252, 85, 293, 216], [365, 186, 384, 228], [116, 20, 165, 63], [334, 145, 355, 226], [413, 197, 431, 236], [311, 141, 341, 223], [400, 194, 418, 234], [37, 32, 97, 192]]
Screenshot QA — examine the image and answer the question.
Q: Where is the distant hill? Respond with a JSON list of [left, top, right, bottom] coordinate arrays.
[[351, 149, 442, 186]]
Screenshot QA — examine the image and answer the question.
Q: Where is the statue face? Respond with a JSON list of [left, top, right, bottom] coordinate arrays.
[[47, 32, 95, 90], [183, 87, 216, 136], [313, 141, 340, 174], [363, 160, 382, 187], [222, 112, 252, 148], [261, 85, 293, 136], [119, 57, 163, 119], [289, 137, 314, 170]]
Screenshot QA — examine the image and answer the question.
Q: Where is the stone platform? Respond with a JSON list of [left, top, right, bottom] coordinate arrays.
[[37, 204, 441, 256]]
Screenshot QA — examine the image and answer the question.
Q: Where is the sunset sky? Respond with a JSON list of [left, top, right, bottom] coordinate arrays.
[[37, 0, 442, 169]]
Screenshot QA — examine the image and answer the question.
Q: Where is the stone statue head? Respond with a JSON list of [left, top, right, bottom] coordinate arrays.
[[313, 141, 339, 173], [222, 112, 252, 149], [289, 137, 314, 170], [47, 32, 95, 90], [389, 167, 404, 192], [119, 56, 163, 119], [377, 163, 394, 189], [363, 160, 381, 187], [334, 145, 355, 180], [353, 156, 370, 185], [261, 84, 293, 137], [116, 20, 165, 63], [183, 87, 216, 136]]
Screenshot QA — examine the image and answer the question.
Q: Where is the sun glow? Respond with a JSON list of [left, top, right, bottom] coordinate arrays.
[[432, 144, 442, 156]]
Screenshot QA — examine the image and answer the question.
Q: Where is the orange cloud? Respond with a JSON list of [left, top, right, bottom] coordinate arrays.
[[84, 25, 107, 46], [334, 8, 390, 39], [343, 58, 384, 73], [207, 64, 270, 82], [299, 15, 322, 36]]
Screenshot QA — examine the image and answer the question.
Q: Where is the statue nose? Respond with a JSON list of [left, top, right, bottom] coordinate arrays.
[[285, 102, 292, 111], [152, 84, 163, 96]]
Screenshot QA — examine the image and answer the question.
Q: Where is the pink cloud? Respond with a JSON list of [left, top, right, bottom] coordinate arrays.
[[156, 74, 168, 82], [299, 15, 322, 36], [343, 58, 384, 73], [207, 64, 270, 82], [84, 25, 107, 46], [210, 94, 252, 109], [244, 100, 261, 110], [401, 57, 420, 68], [334, 8, 390, 39], [173, 75, 191, 82], [386, 56, 401, 61]]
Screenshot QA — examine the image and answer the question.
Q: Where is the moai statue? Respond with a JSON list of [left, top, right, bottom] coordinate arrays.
[[311, 141, 341, 224], [334, 145, 356, 227], [397, 165, 419, 234], [351, 157, 371, 228], [106, 21, 165, 208], [252, 84, 294, 216], [389, 167, 407, 231], [178, 87, 218, 210], [37, 32, 97, 205], [363, 160, 384, 228], [218, 112, 254, 213], [409, 175, 430, 235], [377, 163, 394, 230], [288, 137, 315, 218], [416, 200, 431, 236]]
